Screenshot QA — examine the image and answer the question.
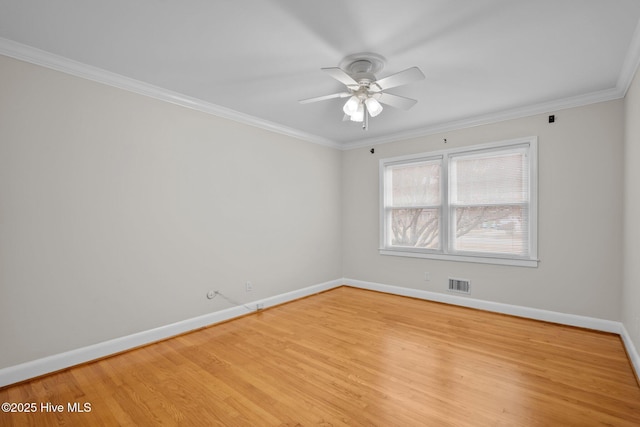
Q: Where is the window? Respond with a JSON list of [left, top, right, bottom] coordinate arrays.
[[380, 137, 538, 267]]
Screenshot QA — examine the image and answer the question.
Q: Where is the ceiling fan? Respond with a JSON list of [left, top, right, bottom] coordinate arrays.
[[299, 53, 425, 130]]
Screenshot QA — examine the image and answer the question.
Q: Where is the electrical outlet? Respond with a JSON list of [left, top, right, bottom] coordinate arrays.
[[245, 281, 253, 292], [424, 272, 430, 281]]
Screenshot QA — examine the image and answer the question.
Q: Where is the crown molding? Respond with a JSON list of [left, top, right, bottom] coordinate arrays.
[[343, 16, 640, 150], [3, 28, 639, 152], [0, 38, 342, 150], [342, 86, 625, 150], [340, 16, 640, 150]]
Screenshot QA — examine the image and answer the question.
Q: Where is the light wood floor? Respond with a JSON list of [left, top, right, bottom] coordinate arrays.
[[1, 286, 639, 426]]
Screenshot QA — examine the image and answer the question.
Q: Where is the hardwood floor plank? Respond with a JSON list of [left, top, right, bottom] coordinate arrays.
[[1, 286, 639, 426]]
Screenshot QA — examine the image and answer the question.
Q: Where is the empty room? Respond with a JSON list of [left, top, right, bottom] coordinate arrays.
[[1, 0, 640, 425]]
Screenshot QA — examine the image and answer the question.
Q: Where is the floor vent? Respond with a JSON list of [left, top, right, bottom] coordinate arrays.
[[448, 278, 470, 294]]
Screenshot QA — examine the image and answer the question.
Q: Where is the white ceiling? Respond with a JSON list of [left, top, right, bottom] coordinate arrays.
[[1, 0, 640, 149]]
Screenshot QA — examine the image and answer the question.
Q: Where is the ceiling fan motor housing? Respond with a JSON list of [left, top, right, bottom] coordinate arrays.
[[349, 60, 376, 85], [339, 52, 386, 86]]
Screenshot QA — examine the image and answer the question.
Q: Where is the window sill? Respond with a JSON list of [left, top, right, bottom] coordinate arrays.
[[379, 249, 539, 268]]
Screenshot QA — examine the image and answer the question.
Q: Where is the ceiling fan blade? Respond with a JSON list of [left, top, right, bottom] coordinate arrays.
[[377, 92, 418, 110], [321, 67, 359, 87], [373, 67, 425, 91], [299, 92, 350, 104]]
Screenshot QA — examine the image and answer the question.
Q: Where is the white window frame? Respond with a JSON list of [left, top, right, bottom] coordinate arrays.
[[379, 136, 538, 267]]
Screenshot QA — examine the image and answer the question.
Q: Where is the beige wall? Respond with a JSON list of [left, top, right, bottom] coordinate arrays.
[[0, 51, 633, 371], [342, 100, 624, 320], [623, 65, 640, 355], [0, 55, 343, 368]]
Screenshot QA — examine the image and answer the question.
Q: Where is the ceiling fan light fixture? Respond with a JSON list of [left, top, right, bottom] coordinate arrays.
[[365, 97, 383, 117], [343, 96, 360, 116], [350, 103, 365, 122], [299, 53, 424, 130]]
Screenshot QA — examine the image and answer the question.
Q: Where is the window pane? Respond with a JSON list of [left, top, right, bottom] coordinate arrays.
[[389, 161, 441, 207], [380, 138, 536, 265], [390, 208, 440, 249], [450, 150, 528, 204], [452, 206, 528, 255]]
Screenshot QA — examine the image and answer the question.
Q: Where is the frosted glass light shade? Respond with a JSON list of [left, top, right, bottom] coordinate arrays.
[[365, 97, 383, 117], [343, 96, 360, 116], [350, 103, 365, 122]]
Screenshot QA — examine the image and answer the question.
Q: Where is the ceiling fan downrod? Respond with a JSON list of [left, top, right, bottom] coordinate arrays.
[[363, 103, 369, 131]]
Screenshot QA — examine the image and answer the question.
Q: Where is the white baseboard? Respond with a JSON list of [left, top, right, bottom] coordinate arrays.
[[343, 278, 640, 379], [3, 277, 638, 388], [0, 278, 343, 388], [620, 324, 640, 382], [344, 278, 622, 333]]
